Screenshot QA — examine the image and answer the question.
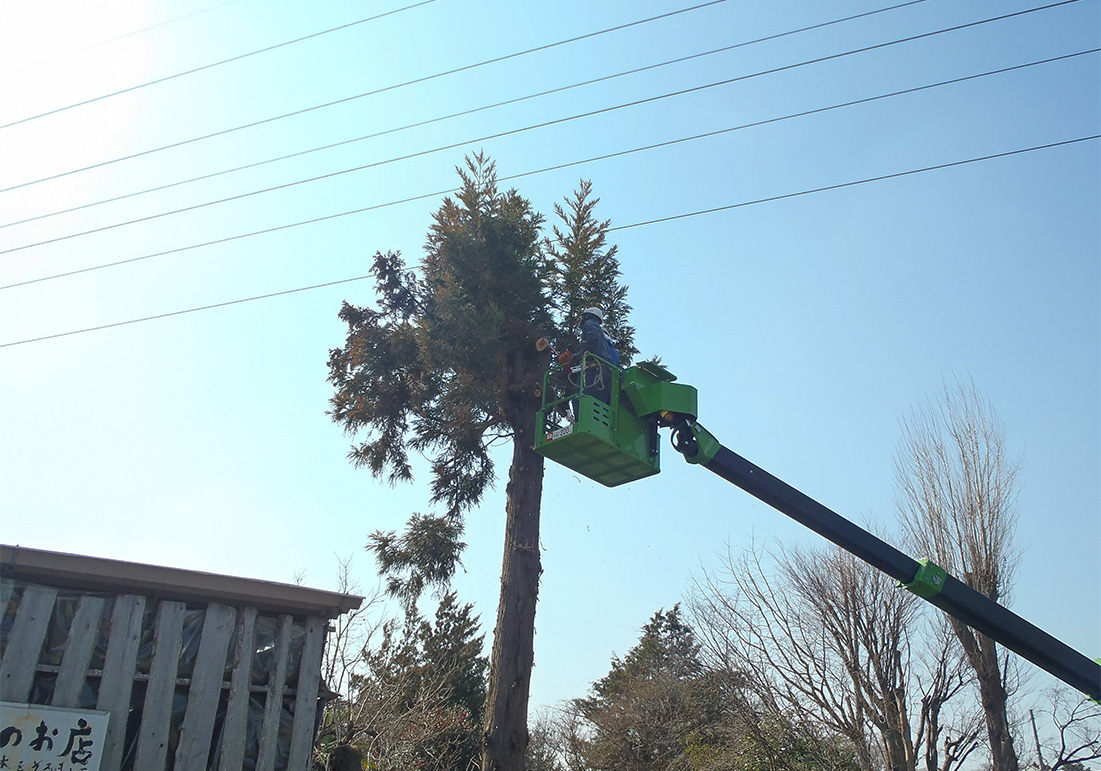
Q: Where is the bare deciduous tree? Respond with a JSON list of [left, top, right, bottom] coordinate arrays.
[[916, 618, 985, 771], [537, 701, 591, 771], [314, 557, 486, 771], [894, 378, 1023, 771], [1028, 687, 1101, 771], [525, 708, 567, 771], [690, 540, 979, 771], [315, 556, 388, 770], [318, 612, 485, 771]]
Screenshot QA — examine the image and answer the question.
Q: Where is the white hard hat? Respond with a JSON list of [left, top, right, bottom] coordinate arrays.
[[581, 307, 603, 322]]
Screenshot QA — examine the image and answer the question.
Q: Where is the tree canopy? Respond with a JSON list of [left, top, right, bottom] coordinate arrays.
[[327, 153, 634, 770], [564, 605, 864, 771], [895, 378, 1023, 771], [328, 154, 631, 602], [317, 591, 488, 771]]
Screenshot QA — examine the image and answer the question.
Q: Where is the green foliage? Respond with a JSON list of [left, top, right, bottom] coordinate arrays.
[[575, 606, 719, 771], [328, 154, 634, 605], [543, 180, 636, 362], [564, 606, 863, 771], [329, 155, 546, 514], [328, 155, 636, 770], [591, 604, 703, 699], [368, 513, 466, 613], [418, 591, 489, 726], [320, 593, 488, 771]]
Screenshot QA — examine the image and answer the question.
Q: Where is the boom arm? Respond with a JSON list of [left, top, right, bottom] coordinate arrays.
[[671, 420, 1101, 702], [533, 358, 1101, 700]]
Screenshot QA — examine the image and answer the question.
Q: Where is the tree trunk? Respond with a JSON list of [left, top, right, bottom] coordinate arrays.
[[954, 623, 1018, 771], [481, 429, 545, 771], [1028, 709, 1047, 771], [329, 744, 363, 771]]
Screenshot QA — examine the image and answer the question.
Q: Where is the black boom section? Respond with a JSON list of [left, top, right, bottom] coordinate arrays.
[[702, 445, 1101, 701]]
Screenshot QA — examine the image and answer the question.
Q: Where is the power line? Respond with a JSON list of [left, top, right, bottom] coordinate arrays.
[[1, 3, 1083, 256], [0, 0, 733, 193], [2, 136, 1095, 349], [35, 0, 245, 66], [0, 275, 373, 349], [506, 52, 1099, 186], [0, 0, 441, 129], [609, 136, 1099, 231], [2, 51, 1093, 289], [0, 186, 453, 290], [3, 0, 934, 229]]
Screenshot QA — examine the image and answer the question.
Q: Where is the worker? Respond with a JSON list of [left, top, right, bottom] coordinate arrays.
[[577, 307, 615, 363], [544, 307, 619, 421], [572, 307, 616, 406]]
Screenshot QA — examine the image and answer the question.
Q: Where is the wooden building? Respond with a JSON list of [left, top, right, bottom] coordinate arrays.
[[0, 544, 362, 771]]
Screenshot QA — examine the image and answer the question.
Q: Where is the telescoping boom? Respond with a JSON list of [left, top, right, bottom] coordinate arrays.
[[533, 355, 1101, 701]]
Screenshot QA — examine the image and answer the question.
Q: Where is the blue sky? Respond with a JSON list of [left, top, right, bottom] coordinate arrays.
[[1, 0, 1098, 714]]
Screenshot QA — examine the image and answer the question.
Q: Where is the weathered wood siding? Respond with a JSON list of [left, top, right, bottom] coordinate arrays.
[[0, 580, 330, 771]]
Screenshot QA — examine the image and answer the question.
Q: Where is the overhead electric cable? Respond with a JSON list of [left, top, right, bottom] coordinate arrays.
[[38, 0, 245, 65], [0, 275, 373, 349], [2, 121, 1094, 293], [2, 136, 1095, 349], [0, 186, 455, 290], [502, 52, 1098, 183], [1, 0, 441, 129], [608, 136, 1100, 231], [4, 0, 935, 229], [0, 0, 837, 193], [2, 5, 1083, 256]]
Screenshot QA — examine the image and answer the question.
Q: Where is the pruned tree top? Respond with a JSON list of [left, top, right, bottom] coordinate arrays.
[[543, 179, 636, 362], [327, 153, 637, 770], [327, 155, 636, 604], [329, 156, 547, 517]]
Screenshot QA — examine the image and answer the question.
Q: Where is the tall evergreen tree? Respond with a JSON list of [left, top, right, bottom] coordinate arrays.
[[571, 606, 863, 771], [542, 179, 636, 362], [575, 606, 719, 771], [328, 155, 632, 771], [331, 593, 488, 771], [594, 604, 703, 696], [419, 591, 489, 730]]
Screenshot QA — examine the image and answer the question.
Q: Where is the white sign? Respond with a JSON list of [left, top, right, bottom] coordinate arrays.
[[0, 702, 109, 771], [545, 425, 574, 442]]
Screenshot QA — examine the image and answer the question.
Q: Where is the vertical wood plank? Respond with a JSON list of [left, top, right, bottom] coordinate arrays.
[[217, 606, 257, 771], [287, 616, 328, 771], [255, 614, 293, 771], [53, 595, 106, 708], [0, 585, 58, 703], [174, 603, 236, 771], [97, 594, 147, 771], [134, 600, 186, 771], [0, 579, 14, 621]]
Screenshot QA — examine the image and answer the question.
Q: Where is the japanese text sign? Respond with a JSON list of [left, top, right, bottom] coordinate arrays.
[[0, 702, 109, 771]]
